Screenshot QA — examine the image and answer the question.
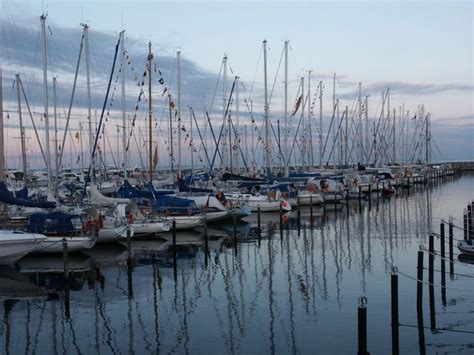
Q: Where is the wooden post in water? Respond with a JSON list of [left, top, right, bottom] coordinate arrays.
[[428, 234, 434, 286], [62, 238, 70, 319], [448, 217, 454, 278], [416, 249, 424, 309], [428, 235, 436, 331], [126, 227, 132, 263], [297, 196, 301, 225], [358, 185, 362, 211], [468, 203, 473, 239], [368, 185, 372, 209], [440, 223, 446, 305], [310, 195, 314, 224], [172, 220, 177, 281], [279, 203, 284, 237], [416, 248, 426, 354], [391, 270, 399, 355], [257, 207, 261, 246], [204, 219, 209, 267], [357, 297, 368, 355], [463, 210, 468, 240]]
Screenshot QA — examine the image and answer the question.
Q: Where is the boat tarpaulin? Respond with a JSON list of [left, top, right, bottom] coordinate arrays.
[[0, 182, 56, 209]]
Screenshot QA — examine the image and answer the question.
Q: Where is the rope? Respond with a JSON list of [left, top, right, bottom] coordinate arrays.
[[397, 270, 474, 293], [422, 267, 474, 279], [421, 247, 474, 268], [398, 323, 474, 335]]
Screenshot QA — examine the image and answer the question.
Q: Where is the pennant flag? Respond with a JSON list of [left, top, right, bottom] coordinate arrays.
[[75, 132, 80, 140], [292, 95, 303, 116]]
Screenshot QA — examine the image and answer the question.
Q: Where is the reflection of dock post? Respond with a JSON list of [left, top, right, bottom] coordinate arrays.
[[391, 270, 399, 355], [357, 296, 368, 355], [428, 235, 434, 286], [468, 203, 473, 239], [172, 220, 177, 281], [440, 223, 446, 305], [257, 207, 261, 246], [297, 196, 301, 226], [204, 219, 209, 267], [309, 195, 313, 225], [63, 238, 70, 319], [448, 217, 454, 278]]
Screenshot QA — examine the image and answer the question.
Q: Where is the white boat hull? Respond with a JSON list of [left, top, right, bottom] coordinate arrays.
[[458, 240, 474, 255], [296, 193, 324, 205], [0, 231, 45, 265], [98, 226, 134, 244], [164, 215, 204, 230], [132, 221, 171, 235], [34, 236, 96, 253]]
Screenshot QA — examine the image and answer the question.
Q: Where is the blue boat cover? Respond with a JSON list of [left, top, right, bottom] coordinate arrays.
[[153, 196, 199, 214], [118, 180, 153, 199], [26, 212, 80, 234], [0, 182, 56, 208], [145, 183, 175, 198], [177, 178, 214, 193]]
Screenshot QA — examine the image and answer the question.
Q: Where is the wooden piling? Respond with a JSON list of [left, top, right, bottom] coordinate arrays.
[[358, 185, 362, 211], [62, 238, 69, 279], [297, 196, 301, 225], [440, 223, 446, 305], [428, 235, 434, 285], [416, 249, 424, 309], [368, 185, 372, 209], [463, 210, 468, 240], [357, 297, 368, 355], [233, 214, 237, 251], [449, 218, 454, 278], [126, 227, 132, 263], [468, 203, 473, 239], [309, 195, 313, 223], [391, 271, 399, 355], [279, 203, 284, 236]]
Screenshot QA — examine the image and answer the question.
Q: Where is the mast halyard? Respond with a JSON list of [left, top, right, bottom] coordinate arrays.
[[147, 41, 153, 183], [40, 14, 52, 199]]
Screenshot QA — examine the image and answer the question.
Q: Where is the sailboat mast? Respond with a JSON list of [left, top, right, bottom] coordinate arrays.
[[235, 75, 240, 173], [365, 95, 369, 165], [307, 70, 313, 167], [263, 40, 270, 177], [358, 82, 363, 164], [120, 31, 128, 178], [0, 64, 4, 184], [53, 77, 59, 196], [332, 73, 336, 167], [344, 105, 348, 167], [84, 24, 93, 176], [40, 14, 52, 195], [283, 40, 289, 176], [147, 41, 153, 183], [177, 50, 182, 178], [189, 107, 194, 174], [300, 76, 305, 170], [79, 122, 84, 174], [222, 55, 227, 170], [319, 80, 323, 168], [15, 74, 27, 180]]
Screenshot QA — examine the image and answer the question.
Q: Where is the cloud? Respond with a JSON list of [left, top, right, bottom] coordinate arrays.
[[0, 20, 221, 114], [363, 81, 474, 96]]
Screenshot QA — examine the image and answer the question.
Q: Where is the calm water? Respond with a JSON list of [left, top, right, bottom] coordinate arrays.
[[1, 173, 473, 354]]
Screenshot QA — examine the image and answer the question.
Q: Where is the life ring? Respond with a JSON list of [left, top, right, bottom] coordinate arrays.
[[307, 184, 316, 193]]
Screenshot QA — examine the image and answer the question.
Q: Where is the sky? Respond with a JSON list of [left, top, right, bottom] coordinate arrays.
[[0, 0, 473, 171]]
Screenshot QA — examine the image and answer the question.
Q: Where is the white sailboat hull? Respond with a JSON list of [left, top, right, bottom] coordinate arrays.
[[132, 221, 171, 235], [0, 231, 45, 265], [34, 235, 96, 253], [164, 215, 203, 230]]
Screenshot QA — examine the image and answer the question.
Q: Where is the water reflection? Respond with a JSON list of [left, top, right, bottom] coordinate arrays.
[[0, 174, 473, 353]]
